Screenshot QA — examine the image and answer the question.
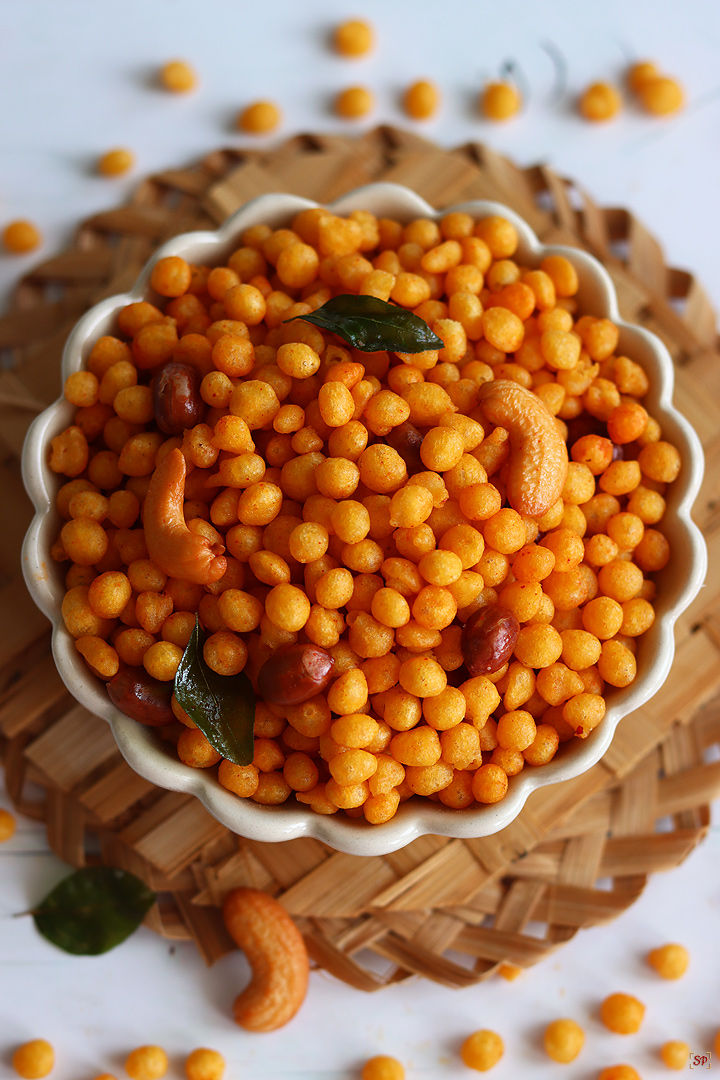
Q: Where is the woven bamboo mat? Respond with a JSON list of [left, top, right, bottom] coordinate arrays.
[[2, 127, 720, 989]]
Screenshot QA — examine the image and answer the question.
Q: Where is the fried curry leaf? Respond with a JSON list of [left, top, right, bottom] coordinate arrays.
[[174, 615, 255, 766], [283, 293, 444, 353], [31, 866, 156, 955]]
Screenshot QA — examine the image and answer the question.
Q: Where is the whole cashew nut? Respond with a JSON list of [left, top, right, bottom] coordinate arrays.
[[478, 380, 568, 517], [143, 447, 227, 585], [222, 887, 310, 1032]]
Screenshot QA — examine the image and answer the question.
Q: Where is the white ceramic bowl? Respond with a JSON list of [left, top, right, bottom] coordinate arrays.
[[22, 183, 707, 857]]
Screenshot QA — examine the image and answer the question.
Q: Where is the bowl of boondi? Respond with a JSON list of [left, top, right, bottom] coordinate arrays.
[[22, 183, 706, 857]]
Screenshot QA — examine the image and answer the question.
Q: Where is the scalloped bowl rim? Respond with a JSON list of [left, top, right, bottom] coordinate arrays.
[[21, 183, 707, 857]]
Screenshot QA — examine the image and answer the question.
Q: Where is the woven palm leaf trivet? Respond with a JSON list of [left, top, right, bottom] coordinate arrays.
[[1, 128, 719, 989]]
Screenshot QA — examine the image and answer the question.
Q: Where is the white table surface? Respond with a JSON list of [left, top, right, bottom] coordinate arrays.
[[2, 1, 719, 1075]]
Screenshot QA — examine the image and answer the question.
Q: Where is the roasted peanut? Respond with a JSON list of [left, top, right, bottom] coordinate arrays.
[[385, 420, 425, 475], [153, 361, 205, 435], [222, 887, 309, 1032], [257, 643, 334, 705], [461, 605, 520, 675], [478, 380, 568, 516], [144, 448, 227, 585], [107, 665, 174, 725]]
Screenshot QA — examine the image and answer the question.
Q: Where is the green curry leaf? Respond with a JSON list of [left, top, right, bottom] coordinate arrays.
[[283, 293, 444, 353], [31, 866, 156, 955], [174, 615, 255, 766]]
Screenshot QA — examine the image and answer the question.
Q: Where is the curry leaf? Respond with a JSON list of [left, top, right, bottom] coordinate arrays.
[[283, 293, 444, 353], [31, 867, 156, 955], [174, 615, 255, 766]]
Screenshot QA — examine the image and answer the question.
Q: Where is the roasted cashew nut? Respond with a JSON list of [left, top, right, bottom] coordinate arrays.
[[143, 447, 227, 585], [222, 887, 310, 1032], [478, 380, 568, 517]]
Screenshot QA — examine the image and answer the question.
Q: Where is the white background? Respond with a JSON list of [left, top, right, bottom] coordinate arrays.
[[1, 1, 719, 1076]]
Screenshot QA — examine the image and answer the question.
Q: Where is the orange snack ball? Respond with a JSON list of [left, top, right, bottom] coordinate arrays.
[[512, 543, 556, 583], [523, 723, 559, 766], [288, 521, 329, 564], [390, 726, 441, 767], [633, 529, 669, 572], [598, 560, 643, 603], [460, 1029, 504, 1072], [203, 631, 247, 676], [484, 508, 526, 554], [418, 549, 463, 587], [88, 570, 132, 619], [49, 426, 89, 477], [540, 254, 579, 297], [541, 528, 584, 572], [0, 808, 17, 843], [562, 692, 606, 738], [600, 992, 645, 1035], [238, 482, 283, 526], [11, 1040, 55, 1079], [276, 243, 320, 291], [238, 100, 282, 134], [607, 401, 648, 444], [331, 712, 379, 750], [334, 18, 374, 57], [572, 434, 614, 475], [638, 441, 681, 483], [143, 641, 183, 681], [607, 513, 644, 551], [361, 1056, 404, 1080], [514, 624, 563, 668], [579, 82, 622, 121], [647, 943, 689, 980], [598, 640, 636, 689], [422, 685, 466, 730], [561, 629, 602, 670], [329, 501, 369, 547], [160, 59, 197, 93], [184, 1049, 224, 1080], [481, 307, 524, 352], [264, 583, 311, 632], [327, 668, 368, 716], [543, 1019, 584, 1064], [328, 748, 377, 786], [348, 611, 394, 657], [64, 370, 99, 408], [403, 79, 440, 120], [440, 722, 480, 770], [178, 727, 222, 769], [150, 255, 191, 298], [275, 342, 321, 380], [125, 1046, 169, 1080], [420, 426, 465, 471], [3, 220, 42, 254], [411, 584, 457, 630], [541, 329, 581, 371], [359, 444, 408, 494], [660, 1041, 689, 1070], [582, 595, 623, 641], [496, 710, 536, 752], [371, 587, 411, 628], [628, 60, 659, 92], [481, 81, 521, 121], [459, 482, 502, 521], [336, 86, 375, 119], [363, 790, 401, 823], [638, 75, 684, 116], [60, 518, 109, 566], [471, 764, 508, 805], [627, 486, 665, 525]]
